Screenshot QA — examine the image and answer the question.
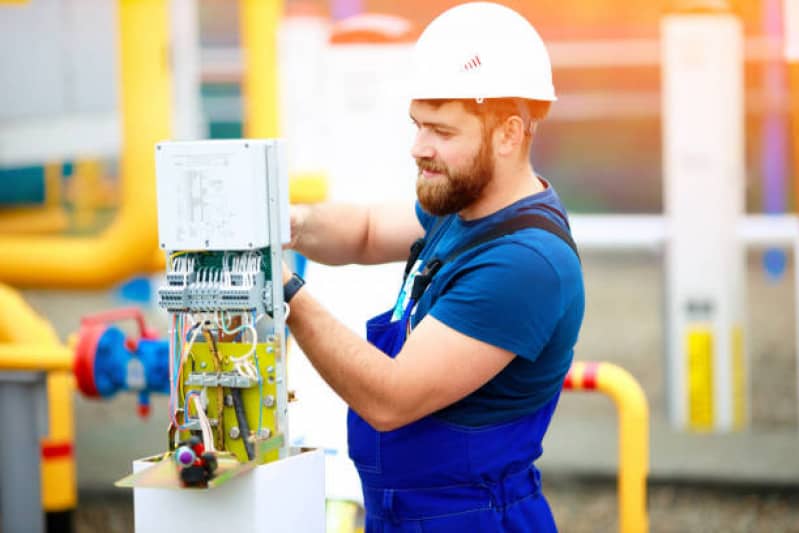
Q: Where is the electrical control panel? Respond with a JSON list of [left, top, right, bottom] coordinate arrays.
[[122, 139, 292, 489], [155, 139, 290, 251]]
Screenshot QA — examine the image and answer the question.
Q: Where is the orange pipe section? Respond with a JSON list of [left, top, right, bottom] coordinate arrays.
[[0, 0, 171, 288], [564, 361, 650, 533]]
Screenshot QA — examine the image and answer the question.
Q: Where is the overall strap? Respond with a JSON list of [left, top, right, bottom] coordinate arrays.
[[532, 203, 572, 230], [403, 216, 450, 282], [410, 213, 580, 302]]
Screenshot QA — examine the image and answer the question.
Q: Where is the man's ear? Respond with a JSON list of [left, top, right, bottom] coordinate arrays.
[[493, 115, 526, 157]]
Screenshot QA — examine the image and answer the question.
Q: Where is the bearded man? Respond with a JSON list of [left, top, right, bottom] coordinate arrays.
[[282, 3, 585, 531]]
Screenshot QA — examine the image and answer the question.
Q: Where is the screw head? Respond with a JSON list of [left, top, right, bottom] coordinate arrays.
[[200, 361, 207, 369], [229, 426, 241, 439], [262, 395, 275, 408], [258, 428, 272, 439]]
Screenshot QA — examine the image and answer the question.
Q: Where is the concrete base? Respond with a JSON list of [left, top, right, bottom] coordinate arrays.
[[132, 448, 325, 533]]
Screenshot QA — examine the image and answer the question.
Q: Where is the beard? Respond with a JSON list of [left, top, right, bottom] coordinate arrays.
[[415, 139, 494, 216]]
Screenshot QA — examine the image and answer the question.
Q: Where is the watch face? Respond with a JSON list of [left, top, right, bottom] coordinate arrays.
[[284, 273, 305, 303]]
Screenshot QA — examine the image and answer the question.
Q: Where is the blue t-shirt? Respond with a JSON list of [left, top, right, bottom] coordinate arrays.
[[396, 179, 585, 427]]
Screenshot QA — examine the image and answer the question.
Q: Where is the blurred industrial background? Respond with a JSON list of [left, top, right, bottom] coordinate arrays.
[[2, 0, 799, 531]]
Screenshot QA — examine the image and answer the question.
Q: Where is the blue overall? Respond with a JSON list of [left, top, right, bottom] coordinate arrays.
[[347, 214, 578, 532], [348, 308, 559, 531]]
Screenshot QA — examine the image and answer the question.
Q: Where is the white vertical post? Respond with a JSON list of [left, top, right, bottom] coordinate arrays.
[[170, 0, 205, 140], [662, 8, 747, 431], [278, 8, 329, 178]]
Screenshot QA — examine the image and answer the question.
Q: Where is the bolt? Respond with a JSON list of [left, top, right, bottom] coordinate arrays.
[[244, 142, 249, 148], [160, 243, 166, 249], [229, 426, 241, 439], [204, 239, 210, 248], [266, 366, 274, 373], [224, 394, 234, 407], [200, 361, 207, 369], [248, 242, 253, 248], [258, 428, 272, 439], [262, 395, 275, 408]]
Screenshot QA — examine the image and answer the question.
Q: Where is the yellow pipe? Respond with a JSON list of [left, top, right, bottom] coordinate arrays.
[[0, 206, 68, 234], [567, 362, 649, 533], [240, 0, 283, 138], [0, 0, 171, 288], [0, 283, 76, 511], [0, 345, 73, 371]]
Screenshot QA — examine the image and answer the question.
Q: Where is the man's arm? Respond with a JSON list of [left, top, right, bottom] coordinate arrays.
[[289, 202, 424, 266], [284, 277, 515, 431]]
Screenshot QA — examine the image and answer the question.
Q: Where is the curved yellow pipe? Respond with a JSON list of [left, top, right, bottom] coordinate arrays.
[[566, 361, 649, 533], [0, 0, 171, 288]]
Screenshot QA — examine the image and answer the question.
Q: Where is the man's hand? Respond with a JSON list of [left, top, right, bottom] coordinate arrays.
[[286, 204, 310, 251]]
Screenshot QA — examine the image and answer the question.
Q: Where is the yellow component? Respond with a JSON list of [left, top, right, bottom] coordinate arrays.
[[180, 341, 280, 464], [290, 172, 329, 204], [240, 0, 283, 138], [326, 499, 361, 533], [0, 0, 171, 288], [0, 206, 69, 234], [731, 325, 746, 429], [0, 283, 76, 512], [568, 361, 649, 533], [686, 326, 714, 431]]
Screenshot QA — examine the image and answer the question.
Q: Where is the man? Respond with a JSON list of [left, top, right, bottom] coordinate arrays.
[[282, 2, 584, 531]]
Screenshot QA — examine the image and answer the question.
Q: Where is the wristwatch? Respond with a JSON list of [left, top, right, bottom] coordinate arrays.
[[283, 272, 305, 303]]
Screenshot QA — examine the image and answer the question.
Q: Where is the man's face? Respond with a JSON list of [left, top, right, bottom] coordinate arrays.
[[409, 100, 495, 216]]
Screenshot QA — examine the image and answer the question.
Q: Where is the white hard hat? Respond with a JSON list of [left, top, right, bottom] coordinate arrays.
[[410, 2, 556, 102]]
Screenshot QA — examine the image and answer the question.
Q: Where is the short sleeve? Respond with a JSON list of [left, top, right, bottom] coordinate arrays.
[[427, 242, 564, 361], [415, 201, 436, 233]]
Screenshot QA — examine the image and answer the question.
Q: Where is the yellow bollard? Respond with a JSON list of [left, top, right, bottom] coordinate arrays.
[[564, 361, 649, 533]]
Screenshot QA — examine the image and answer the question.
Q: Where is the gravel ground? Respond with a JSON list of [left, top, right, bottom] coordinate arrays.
[[73, 480, 799, 533]]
